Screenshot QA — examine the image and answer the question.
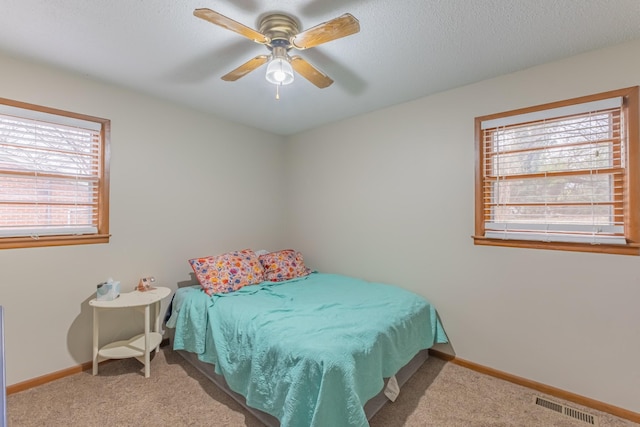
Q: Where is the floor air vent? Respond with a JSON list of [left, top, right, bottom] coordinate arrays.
[[534, 397, 599, 425]]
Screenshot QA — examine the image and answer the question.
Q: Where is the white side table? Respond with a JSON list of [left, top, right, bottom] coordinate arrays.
[[89, 286, 171, 378]]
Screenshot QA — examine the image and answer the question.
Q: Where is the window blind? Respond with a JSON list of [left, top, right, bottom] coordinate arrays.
[[0, 108, 102, 239], [480, 97, 626, 245]]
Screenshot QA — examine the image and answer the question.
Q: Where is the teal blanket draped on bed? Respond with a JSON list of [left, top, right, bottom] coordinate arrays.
[[168, 272, 447, 427]]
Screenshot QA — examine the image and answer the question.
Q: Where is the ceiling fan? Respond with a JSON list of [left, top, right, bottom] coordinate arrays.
[[194, 8, 360, 91]]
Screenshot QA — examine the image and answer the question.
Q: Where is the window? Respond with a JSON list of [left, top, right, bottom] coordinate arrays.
[[0, 98, 110, 249], [474, 87, 639, 255]]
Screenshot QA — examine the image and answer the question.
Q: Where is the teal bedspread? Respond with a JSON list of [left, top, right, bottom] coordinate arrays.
[[168, 272, 447, 427]]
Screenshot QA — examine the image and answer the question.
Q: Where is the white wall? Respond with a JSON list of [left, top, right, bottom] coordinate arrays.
[[285, 39, 640, 413], [0, 52, 288, 385]]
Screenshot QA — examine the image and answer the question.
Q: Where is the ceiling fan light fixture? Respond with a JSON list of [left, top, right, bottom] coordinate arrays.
[[265, 57, 294, 86]]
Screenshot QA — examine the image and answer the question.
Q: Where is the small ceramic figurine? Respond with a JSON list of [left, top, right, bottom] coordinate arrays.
[[137, 276, 156, 292]]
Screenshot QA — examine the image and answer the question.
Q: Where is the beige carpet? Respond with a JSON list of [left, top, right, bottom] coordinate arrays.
[[7, 348, 638, 426]]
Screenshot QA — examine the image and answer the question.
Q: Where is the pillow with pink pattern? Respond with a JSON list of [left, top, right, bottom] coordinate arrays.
[[189, 249, 265, 295], [258, 249, 311, 282]]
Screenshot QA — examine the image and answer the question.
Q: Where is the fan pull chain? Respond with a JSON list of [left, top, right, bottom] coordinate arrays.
[[276, 84, 281, 100]]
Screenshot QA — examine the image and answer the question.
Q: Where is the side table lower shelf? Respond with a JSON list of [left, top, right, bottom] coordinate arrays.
[[98, 332, 163, 361]]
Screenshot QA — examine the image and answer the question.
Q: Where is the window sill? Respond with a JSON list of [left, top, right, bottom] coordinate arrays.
[[0, 234, 111, 250], [472, 235, 640, 256]]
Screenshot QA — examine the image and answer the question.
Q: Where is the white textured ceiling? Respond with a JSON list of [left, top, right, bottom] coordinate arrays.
[[1, 0, 640, 135]]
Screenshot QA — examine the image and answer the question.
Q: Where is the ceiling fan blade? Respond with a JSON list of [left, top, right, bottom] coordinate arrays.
[[290, 56, 333, 88], [290, 13, 360, 50], [194, 8, 269, 44], [221, 55, 269, 81]]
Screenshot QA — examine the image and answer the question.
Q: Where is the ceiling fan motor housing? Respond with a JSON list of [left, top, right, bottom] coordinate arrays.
[[259, 14, 300, 47]]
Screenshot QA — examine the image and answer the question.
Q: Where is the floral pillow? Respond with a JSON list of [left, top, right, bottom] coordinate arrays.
[[258, 249, 311, 282], [189, 249, 265, 295]]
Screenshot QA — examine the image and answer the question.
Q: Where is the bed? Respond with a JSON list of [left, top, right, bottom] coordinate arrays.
[[165, 250, 447, 427]]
